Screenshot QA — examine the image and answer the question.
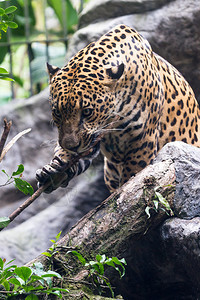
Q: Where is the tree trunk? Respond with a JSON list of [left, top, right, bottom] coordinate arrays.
[[28, 159, 176, 299]]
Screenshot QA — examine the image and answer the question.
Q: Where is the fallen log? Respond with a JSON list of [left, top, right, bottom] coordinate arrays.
[[28, 159, 175, 299]]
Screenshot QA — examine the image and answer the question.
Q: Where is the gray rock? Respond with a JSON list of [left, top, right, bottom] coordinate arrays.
[[154, 141, 200, 219], [117, 216, 200, 299], [160, 217, 200, 298], [79, 0, 174, 28]]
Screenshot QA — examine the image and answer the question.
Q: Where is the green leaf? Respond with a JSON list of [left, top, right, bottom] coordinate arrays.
[[0, 23, 8, 32], [0, 216, 10, 229], [153, 200, 159, 210], [2, 169, 9, 177], [6, 259, 16, 266], [12, 74, 24, 87], [25, 294, 39, 300], [154, 191, 173, 215], [69, 250, 86, 265], [14, 178, 34, 196], [47, 0, 78, 33], [0, 75, 14, 81], [14, 266, 32, 282], [2, 14, 8, 21], [51, 287, 69, 293], [45, 290, 62, 298], [0, 8, 5, 16], [42, 251, 52, 258], [29, 274, 44, 282], [9, 277, 21, 286], [41, 272, 61, 279], [56, 231, 62, 240], [5, 6, 17, 14], [12, 164, 24, 176], [145, 206, 151, 218], [2, 279, 10, 291], [96, 254, 102, 263], [0, 257, 4, 269], [6, 21, 18, 28], [0, 67, 8, 74], [111, 257, 126, 277]]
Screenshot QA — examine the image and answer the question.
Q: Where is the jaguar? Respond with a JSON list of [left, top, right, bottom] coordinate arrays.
[[36, 24, 200, 193]]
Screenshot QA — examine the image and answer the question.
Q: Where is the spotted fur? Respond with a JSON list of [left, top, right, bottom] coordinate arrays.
[[36, 24, 200, 193]]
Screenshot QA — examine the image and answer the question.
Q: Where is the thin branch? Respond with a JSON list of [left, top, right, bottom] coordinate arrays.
[[0, 143, 100, 231], [0, 119, 12, 158], [0, 127, 31, 163]]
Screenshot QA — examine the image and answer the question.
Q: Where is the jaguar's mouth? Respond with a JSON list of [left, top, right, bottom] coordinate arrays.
[[63, 133, 101, 157]]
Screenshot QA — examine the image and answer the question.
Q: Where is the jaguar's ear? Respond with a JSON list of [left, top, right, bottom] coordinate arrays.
[[106, 63, 124, 80], [104, 63, 124, 88], [46, 62, 61, 81]]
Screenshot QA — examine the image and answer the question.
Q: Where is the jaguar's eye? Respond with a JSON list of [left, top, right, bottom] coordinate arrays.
[[82, 108, 93, 118], [53, 109, 61, 119]]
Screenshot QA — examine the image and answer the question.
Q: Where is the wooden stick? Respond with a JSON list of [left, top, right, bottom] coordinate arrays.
[[0, 119, 12, 157], [0, 145, 99, 231]]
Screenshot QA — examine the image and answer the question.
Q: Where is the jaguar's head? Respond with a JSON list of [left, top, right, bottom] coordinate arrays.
[[47, 57, 124, 154]]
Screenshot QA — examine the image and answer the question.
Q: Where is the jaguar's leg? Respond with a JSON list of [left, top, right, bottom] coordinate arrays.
[[104, 157, 123, 193]]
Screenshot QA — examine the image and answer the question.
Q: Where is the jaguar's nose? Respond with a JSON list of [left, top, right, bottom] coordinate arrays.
[[66, 142, 81, 152]]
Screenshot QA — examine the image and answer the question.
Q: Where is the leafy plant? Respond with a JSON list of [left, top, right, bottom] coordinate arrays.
[[42, 231, 62, 259], [0, 4, 18, 38], [68, 251, 127, 298], [0, 67, 14, 82], [0, 0, 18, 81], [47, 0, 78, 33], [0, 258, 68, 299], [145, 185, 174, 218], [1, 164, 34, 196]]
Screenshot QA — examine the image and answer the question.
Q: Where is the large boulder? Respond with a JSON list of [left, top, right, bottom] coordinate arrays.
[[111, 142, 200, 299]]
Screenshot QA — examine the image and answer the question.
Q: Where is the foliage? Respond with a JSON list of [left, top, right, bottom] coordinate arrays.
[[68, 250, 127, 298], [47, 0, 78, 34], [0, 3, 18, 39], [0, 0, 35, 64], [42, 231, 62, 259], [0, 258, 68, 299], [0, 163, 34, 229], [145, 185, 174, 218], [43, 233, 127, 298], [0, 0, 18, 81], [1, 164, 34, 196], [0, 66, 14, 81]]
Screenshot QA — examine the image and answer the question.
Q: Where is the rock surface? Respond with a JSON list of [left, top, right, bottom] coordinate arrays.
[[110, 142, 200, 299], [154, 141, 200, 219]]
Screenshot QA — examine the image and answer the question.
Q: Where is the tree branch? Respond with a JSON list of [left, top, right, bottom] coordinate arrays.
[[0, 143, 101, 230], [0, 118, 12, 157]]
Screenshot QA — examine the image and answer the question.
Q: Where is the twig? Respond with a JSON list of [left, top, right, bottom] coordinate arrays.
[[0, 119, 12, 157], [0, 144, 100, 231], [0, 127, 31, 163]]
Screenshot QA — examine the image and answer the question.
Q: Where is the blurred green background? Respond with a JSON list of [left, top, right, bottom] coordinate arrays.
[[0, 0, 87, 103]]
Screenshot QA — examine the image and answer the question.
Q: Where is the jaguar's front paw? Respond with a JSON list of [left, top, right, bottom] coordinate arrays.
[[36, 157, 70, 193]]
